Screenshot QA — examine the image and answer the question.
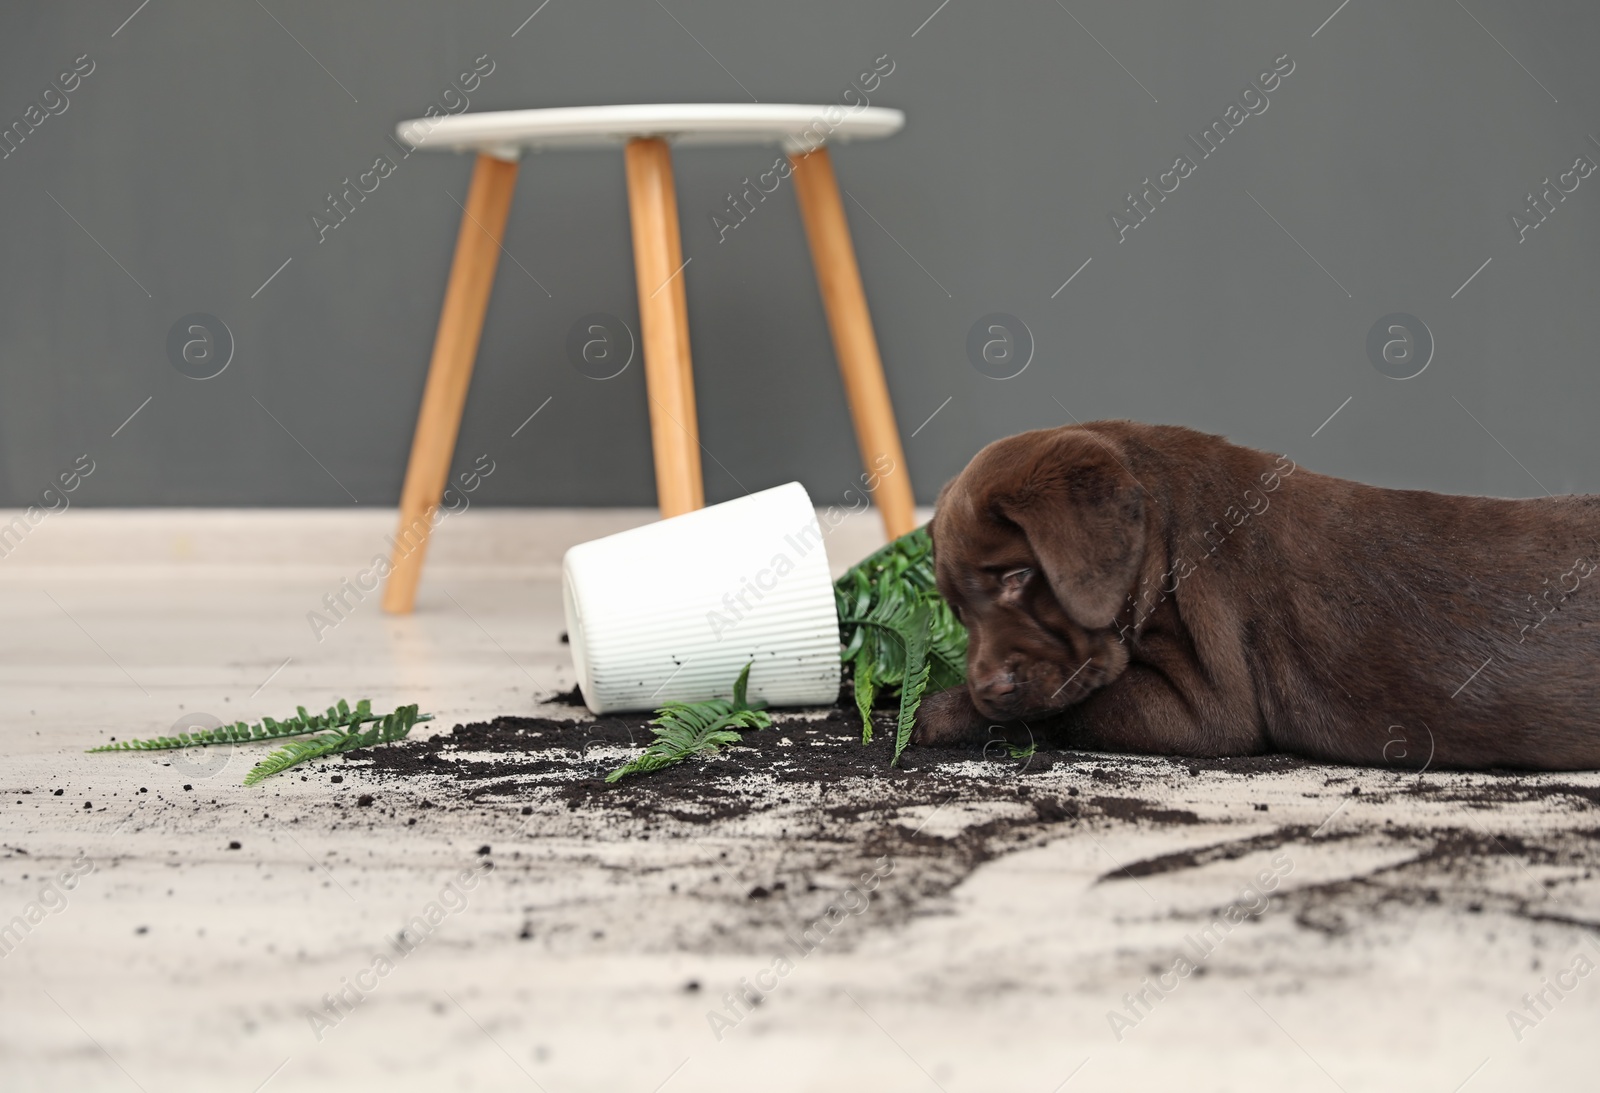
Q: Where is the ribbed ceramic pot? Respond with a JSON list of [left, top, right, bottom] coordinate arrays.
[[561, 482, 841, 714]]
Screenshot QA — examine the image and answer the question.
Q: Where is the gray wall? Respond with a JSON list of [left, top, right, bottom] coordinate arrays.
[[4, 0, 1600, 509]]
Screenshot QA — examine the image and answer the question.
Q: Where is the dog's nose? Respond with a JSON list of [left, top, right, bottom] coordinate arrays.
[[974, 672, 1017, 702], [972, 673, 1021, 718]]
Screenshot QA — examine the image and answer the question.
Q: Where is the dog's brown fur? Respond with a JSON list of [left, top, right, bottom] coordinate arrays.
[[913, 421, 1600, 770]]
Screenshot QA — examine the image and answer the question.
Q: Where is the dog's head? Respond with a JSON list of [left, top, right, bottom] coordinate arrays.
[[931, 426, 1146, 722]]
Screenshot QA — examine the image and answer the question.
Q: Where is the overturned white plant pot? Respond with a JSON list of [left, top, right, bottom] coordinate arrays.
[[562, 482, 841, 715]]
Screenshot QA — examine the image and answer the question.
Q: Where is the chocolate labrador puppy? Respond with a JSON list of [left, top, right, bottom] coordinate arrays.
[[913, 420, 1600, 770]]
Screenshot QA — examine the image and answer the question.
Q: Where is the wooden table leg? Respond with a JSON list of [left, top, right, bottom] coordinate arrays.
[[382, 152, 520, 615], [624, 137, 704, 518], [788, 146, 917, 540]]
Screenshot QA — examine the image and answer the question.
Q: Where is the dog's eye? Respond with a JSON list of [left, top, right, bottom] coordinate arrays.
[[1000, 567, 1032, 589]]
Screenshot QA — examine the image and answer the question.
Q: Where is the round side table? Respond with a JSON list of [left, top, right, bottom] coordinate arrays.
[[381, 103, 916, 614]]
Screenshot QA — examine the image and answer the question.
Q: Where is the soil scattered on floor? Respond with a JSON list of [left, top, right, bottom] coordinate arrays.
[[343, 704, 1600, 942], [360, 707, 1113, 826], [73, 701, 1600, 954]]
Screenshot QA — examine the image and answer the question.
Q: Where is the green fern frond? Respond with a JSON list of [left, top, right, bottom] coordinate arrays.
[[891, 605, 932, 767], [835, 525, 967, 751], [732, 660, 753, 708], [87, 699, 404, 752], [242, 704, 429, 786], [241, 736, 346, 785], [606, 662, 772, 783], [853, 653, 876, 744]]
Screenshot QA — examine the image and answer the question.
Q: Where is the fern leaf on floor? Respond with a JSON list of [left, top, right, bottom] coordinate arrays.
[[242, 704, 429, 785], [606, 662, 772, 783], [87, 699, 428, 753]]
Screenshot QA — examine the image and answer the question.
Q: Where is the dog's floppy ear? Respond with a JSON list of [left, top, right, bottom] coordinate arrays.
[[993, 436, 1145, 631]]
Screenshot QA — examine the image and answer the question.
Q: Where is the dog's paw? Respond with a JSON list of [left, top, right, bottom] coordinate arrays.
[[912, 686, 988, 747]]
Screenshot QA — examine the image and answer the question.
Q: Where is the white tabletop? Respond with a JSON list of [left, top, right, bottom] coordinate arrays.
[[395, 103, 905, 157]]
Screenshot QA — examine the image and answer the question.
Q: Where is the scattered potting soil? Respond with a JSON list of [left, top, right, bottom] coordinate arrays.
[[1099, 825, 1331, 881], [198, 698, 1597, 953], [342, 703, 1231, 944], [359, 706, 1090, 825], [352, 703, 1600, 838]]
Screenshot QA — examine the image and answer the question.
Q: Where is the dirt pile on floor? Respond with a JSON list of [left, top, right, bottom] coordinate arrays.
[[330, 705, 1600, 953]]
